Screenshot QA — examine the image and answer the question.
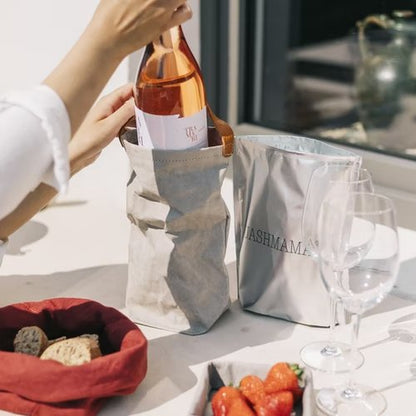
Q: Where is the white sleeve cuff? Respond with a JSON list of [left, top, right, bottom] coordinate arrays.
[[0, 85, 71, 193]]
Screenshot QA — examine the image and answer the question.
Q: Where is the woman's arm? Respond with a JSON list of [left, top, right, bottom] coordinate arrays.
[[0, 0, 191, 238], [0, 184, 56, 241], [0, 84, 135, 240]]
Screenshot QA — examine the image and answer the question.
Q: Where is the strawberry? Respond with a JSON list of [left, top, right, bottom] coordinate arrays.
[[263, 362, 303, 395], [228, 397, 256, 416], [239, 374, 266, 406], [211, 386, 244, 416], [254, 390, 294, 416]]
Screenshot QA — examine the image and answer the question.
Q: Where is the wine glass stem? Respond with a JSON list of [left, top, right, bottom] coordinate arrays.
[[328, 295, 337, 345], [322, 295, 339, 356], [343, 313, 362, 399]]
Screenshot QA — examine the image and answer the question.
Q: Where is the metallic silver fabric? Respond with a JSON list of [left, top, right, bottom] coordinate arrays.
[[233, 135, 360, 327]]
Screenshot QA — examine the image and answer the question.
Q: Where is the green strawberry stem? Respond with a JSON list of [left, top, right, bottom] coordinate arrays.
[[289, 363, 304, 381]]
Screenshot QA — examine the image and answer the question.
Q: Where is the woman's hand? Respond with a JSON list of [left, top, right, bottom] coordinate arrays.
[[68, 83, 134, 175], [86, 0, 192, 58]]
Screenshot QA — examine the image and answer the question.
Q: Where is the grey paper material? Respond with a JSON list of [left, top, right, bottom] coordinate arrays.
[[188, 360, 314, 416], [233, 135, 360, 327], [121, 130, 231, 335]]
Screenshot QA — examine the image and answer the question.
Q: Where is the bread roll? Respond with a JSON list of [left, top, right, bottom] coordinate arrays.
[[47, 336, 67, 346], [40, 337, 102, 366], [13, 326, 48, 357], [79, 333, 99, 344]]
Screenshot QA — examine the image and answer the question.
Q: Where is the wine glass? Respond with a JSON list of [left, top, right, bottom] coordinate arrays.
[[300, 164, 372, 373], [317, 192, 399, 415]]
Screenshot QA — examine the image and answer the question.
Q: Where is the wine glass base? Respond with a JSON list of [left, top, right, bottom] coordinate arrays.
[[316, 384, 387, 416], [300, 341, 364, 373]]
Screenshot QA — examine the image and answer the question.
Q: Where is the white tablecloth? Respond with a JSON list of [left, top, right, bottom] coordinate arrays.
[[1, 140, 415, 415]]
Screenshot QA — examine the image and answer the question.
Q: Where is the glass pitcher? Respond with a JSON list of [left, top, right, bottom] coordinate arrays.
[[354, 10, 416, 152]]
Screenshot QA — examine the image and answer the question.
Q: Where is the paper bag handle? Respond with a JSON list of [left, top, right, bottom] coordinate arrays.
[[207, 105, 234, 157]]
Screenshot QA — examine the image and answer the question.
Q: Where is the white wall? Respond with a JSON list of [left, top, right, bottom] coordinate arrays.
[[0, 0, 200, 95], [1, 1, 100, 92]]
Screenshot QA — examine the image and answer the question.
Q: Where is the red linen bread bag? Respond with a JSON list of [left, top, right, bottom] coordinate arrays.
[[0, 298, 147, 416]]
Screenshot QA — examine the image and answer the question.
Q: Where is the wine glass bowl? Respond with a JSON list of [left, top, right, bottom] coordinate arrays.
[[319, 193, 399, 315], [302, 165, 374, 260]]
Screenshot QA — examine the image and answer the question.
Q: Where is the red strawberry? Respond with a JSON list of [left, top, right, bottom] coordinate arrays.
[[228, 397, 256, 416], [263, 362, 302, 394], [211, 386, 244, 416], [254, 390, 294, 416], [239, 374, 266, 406]]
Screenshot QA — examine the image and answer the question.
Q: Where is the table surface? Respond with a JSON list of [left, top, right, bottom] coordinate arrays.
[[1, 140, 415, 415]]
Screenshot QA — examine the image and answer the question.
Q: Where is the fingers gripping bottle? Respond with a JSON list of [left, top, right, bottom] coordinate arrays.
[[134, 26, 208, 150]]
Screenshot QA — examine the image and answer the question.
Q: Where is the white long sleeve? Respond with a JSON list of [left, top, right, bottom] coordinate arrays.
[[0, 85, 71, 220]]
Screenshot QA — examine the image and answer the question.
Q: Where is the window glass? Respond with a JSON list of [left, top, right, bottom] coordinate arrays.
[[239, 0, 416, 161]]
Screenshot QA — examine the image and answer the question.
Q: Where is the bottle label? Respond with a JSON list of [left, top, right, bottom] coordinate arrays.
[[134, 106, 208, 150]]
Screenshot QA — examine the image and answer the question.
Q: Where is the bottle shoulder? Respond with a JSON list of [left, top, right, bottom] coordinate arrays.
[[137, 48, 202, 83]]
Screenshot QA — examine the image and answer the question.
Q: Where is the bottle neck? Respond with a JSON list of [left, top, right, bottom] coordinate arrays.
[[153, 26, 183, 51]]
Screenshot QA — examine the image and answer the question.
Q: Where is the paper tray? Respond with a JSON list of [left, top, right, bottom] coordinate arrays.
[[188, 360, 315, 416]]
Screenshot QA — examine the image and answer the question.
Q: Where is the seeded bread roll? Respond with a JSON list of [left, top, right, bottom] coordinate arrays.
[[40, 337, 102, 366], [13, 326, 49, 357]]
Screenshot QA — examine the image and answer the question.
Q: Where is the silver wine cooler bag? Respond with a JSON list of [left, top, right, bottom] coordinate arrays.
[[233, 135, 360, 327], [120, 116, 234, 335]]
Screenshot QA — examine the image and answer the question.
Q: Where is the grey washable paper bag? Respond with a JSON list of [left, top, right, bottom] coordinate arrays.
[[120, 127, 231, 335], [233, 135, 360, 327]]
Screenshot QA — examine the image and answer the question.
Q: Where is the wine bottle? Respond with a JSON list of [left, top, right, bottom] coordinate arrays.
[[134, 26, 208, 150]]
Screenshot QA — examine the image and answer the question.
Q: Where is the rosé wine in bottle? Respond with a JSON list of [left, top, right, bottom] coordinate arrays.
[[134, 25, 208, 150]]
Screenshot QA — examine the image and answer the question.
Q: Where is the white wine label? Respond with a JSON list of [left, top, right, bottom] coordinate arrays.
[[134, 105, 154, 148], [134, 106, 208, 150]]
